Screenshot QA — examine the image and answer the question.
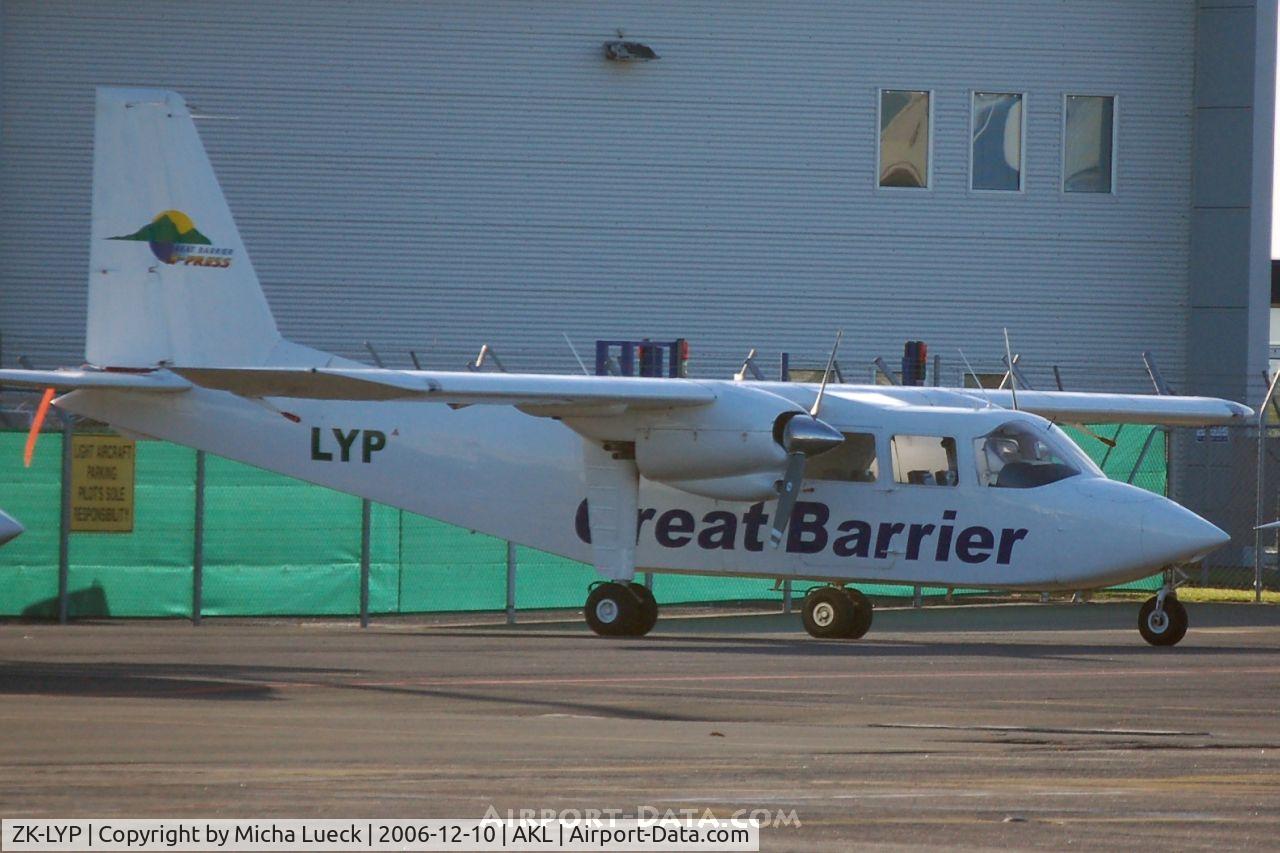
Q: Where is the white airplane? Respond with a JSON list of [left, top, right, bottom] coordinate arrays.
[[0, 509, 23, 547], [0, 88, 1253, 646]]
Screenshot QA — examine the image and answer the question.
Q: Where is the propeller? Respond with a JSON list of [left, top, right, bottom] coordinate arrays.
[[23, 387, 56, 468], [769, 332, 846, 548]]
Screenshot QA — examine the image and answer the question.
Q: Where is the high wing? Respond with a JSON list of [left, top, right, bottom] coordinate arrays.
[[971, 388, 1253, 425], [172, 367, 719, 411], [835, 384, 1253, 426], [0, 365, 715, 410]]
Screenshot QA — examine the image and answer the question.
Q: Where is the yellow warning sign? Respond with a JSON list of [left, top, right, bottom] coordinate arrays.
[[70, 435, 135, 532]]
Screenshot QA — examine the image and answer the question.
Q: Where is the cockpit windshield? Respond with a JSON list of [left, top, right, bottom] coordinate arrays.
[[974, 420, 1102, 488]]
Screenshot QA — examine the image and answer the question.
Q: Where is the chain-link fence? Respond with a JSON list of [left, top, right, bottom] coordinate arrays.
[[1172, 422, 1280, 594], [0, 416, 1180, 621]]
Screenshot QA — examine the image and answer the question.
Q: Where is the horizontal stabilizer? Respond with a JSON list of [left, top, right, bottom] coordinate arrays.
[[172, 367, 717, 409], [0, 368, 191, 392]]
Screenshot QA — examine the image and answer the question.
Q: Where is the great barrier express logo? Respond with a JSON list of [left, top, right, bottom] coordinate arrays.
[[109, 210, 233, 268]]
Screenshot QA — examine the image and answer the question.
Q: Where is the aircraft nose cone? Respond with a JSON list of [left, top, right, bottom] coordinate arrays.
[[1141, 499, 1230, 566], [0, 509, 24, 546]]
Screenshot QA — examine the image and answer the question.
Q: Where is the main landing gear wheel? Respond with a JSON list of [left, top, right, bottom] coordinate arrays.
[[842, 587, 874, 639], [1138, 593, 1188, 647], [584, 582, 658, 637], [628, 582, 659, 636], [802, 586, 875, 639]]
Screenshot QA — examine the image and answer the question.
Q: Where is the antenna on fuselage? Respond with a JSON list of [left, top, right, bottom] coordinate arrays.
[[957, 348, 991, 407], [1002, 328, 1019, 411], [562, 333, 590, 375]]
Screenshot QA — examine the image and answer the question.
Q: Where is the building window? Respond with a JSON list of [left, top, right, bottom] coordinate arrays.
[[807, 433, 880, 483], [1063, 95, 1115, 193], [879, 90, 931, 188], [971, 92, 1023, 191], [891, 435, 958, 486]]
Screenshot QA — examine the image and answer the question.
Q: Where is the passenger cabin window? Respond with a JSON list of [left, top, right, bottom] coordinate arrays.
[[879, 90, 931, 188], [1064, 95, 1115, 193], [891, 435, 958, 486], [975, 421, 1081, 488], [807, 432, 879, 483]]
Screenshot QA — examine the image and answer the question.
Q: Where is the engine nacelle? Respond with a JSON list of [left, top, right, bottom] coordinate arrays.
[[637, 429, 787, 499], [632, 385, 803, 500]]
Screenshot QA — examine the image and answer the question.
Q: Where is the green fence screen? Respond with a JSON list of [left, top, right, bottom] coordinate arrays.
[[0, 425, 1165, 618]]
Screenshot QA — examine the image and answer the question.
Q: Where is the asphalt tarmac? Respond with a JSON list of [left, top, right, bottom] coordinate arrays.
[[1, 601, 1279, 851]]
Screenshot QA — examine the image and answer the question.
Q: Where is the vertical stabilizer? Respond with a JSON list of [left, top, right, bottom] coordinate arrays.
[[86, 87, 281, 367]]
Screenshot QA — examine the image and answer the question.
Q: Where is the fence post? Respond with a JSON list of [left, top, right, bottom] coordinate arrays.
[[192, 450, 205, 625], [1256, 371, 1280, 603], [505, 541, 517, 624], [58, 418, 72, 624], [360, 499, 371, 627], [912, 585, 922, 608], [782, 579, 792, 614]]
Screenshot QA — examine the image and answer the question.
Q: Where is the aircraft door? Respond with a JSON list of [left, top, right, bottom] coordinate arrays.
[[796, 429, 893, 574]]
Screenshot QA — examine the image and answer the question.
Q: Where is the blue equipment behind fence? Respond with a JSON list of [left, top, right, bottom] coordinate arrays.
[[595, 339, 689, 377]]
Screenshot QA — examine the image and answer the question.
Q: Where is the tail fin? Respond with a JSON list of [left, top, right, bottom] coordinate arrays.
[[86, 87, 281, 367]]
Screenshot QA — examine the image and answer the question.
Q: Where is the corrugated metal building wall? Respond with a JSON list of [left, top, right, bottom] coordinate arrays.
[[1, 1, 1197, 389]]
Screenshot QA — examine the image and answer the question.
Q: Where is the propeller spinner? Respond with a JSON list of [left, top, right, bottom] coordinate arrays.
[[769, 332, 846, 548]]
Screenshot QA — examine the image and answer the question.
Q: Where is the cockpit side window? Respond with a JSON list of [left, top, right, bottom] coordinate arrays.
[[891, 434, 959, 486], [975, 421, 1085, 488], [808, 432, 879, 483]]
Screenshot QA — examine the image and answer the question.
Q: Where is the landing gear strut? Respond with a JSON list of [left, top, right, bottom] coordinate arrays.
[[1138, 584, 1188, 647], [584, 581, 658, 637], [801, 586, 874, 639]]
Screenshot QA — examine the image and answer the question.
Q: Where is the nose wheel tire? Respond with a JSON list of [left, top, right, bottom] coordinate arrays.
[[1138, 594, 1188, 647], [584, 581, 658, 637]]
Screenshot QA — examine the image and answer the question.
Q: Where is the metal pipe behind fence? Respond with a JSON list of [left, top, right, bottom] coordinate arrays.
[[58, 419, 72, 625], [192, 450, 205, 625], [506, 541, 517, 624], [360, 499, 371, 627], [1125, 427, 1159, 485], [1256, 371, 1280, 603]]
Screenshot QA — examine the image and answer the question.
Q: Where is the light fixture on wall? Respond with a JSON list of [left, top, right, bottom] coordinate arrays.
[[603, 40, 658, 62]]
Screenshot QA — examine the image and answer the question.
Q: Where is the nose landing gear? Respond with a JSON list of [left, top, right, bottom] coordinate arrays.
[[584, 581, 658, 637], [801, 585, 874, 639], [1138, 583, 1188, 646]]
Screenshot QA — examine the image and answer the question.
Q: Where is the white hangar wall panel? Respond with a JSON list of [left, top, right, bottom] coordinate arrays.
[[1, 1, 1195, 389]]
